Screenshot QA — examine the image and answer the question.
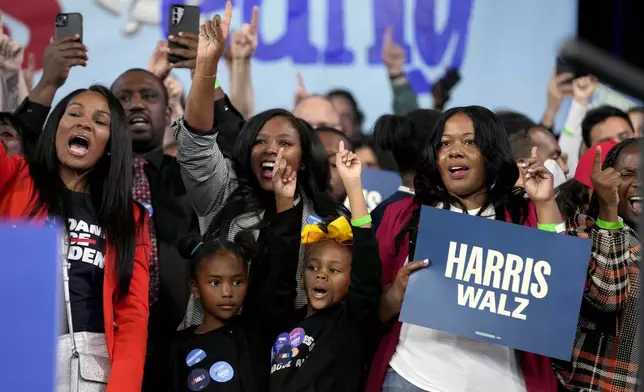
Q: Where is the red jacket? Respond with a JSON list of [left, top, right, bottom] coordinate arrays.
[[366, 197, 559, 392], [0, 145, 150, 392]]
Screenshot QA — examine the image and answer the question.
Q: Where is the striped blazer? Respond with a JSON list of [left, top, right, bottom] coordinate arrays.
[[173, 117, 316, 328]]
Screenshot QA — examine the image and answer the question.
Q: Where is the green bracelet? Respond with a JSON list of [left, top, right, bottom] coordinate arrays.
[[351, 214, 372, 227], [537, 222, 566, 233], [214, 80, 220, 89], [596, 218, 624, 230]]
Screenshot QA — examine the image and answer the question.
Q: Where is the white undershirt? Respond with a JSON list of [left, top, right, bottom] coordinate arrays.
[[389, 204, 527, 392]]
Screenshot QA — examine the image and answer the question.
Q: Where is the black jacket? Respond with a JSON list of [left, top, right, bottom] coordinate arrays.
[[265, 214, 383, 392]]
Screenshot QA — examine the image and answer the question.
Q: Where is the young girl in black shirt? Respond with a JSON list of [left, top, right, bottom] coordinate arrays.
[[170, 147, 305, 392], [267, 141, 382, 392]]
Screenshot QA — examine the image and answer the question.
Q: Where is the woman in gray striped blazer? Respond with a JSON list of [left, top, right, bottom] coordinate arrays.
[[174, 75, 343, 330]]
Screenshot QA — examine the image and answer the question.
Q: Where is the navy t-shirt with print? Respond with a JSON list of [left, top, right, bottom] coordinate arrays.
[[172, 325, 243, 392], [61, 191, 106, 334]]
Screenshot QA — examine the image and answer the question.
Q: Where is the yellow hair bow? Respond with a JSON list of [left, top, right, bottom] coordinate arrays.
[[301, 216, 353, 245]]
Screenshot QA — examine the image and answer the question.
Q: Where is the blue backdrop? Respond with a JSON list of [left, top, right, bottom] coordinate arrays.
[[7, 0, 577, 128]]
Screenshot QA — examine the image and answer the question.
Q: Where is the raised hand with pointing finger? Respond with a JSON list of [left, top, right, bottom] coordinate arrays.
[[294, 72, 308, 106], [381, 26, 406, 78], [335, 140, 361, 186], [272, 147, 298, 213], [196, 0, 232, 71], [230, 6, 259, 60], [519, 146, 554, 202], [591, 145, 621, 213]]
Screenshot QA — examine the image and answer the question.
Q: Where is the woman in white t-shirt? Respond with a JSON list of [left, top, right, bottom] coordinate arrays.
[[366, 106, 563, 392]]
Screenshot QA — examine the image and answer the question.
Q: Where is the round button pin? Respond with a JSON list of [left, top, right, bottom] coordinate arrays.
[[210, 361, 234, 383], [274, 332, 289, 351], [186, 368, 209, 391], [275, 345, 293, 365], [289, 327, 305, 348], [186, 349, 207, 367]]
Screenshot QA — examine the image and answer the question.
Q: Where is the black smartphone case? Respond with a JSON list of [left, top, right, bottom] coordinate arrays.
[[54, 13, 83, 43], [168, 5, 200, 63]]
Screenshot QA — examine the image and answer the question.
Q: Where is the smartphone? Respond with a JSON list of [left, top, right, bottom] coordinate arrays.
[[54, 13, 83, 42], [441, 68, 461, 92], [556, 56, 590, 78], [168, 4, 200, 63]]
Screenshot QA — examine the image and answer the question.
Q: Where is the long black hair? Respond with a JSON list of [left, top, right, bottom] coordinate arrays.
[[27, 85, 141, 298], [396, 106, 529, 254], [587, 138, 639, 220], [205, 108, 341, 239]]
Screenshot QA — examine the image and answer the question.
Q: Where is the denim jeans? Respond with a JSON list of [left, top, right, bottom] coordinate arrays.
[[382, 367, 427, 391]]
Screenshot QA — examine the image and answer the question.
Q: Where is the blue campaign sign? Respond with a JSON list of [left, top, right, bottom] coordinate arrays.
[[400, 206, 591, 361], [354, 168, 401, 212], [0, 223, 62, 391]]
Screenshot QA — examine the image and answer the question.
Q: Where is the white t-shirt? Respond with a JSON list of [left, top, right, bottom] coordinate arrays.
[[388, 204, 527, 392]]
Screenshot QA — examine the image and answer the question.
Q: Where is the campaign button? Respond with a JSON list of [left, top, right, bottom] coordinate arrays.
[[275, 345, 293, 365], [274, 332, 289, 351], [289, 327, 305, 348], [210, 361, 234, 383], [186, 368, 209, 391], [185, 349, 206, 367]]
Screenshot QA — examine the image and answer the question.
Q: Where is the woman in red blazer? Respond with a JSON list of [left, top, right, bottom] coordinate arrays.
[[0, 85, 150, 392]]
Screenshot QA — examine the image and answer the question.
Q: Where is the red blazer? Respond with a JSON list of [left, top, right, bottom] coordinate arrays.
[[0, 145, 150, 392], [365, 197, 559, 392]]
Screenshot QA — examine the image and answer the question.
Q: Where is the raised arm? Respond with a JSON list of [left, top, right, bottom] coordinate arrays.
[[174, 2, 237, 230], [11, 36, 87, 147], [334, 141, 382, 321], [228, 6, 259, 120], [381, 27, 419, 115], [573, 146, 634, 311]]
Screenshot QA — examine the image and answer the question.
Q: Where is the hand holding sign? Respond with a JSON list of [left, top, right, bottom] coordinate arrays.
[[520, 147, 554, 202], [272, 147, 297, 212], [591, 145, 621, 216], [390, 260, 429, 307], [196, 0, 232, 66]]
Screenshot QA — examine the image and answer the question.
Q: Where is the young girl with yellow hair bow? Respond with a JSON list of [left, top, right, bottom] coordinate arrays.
[[266, 140, 382, 392]]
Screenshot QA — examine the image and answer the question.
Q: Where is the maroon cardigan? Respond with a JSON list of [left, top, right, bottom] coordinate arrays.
[[365, 198, 559, 392]]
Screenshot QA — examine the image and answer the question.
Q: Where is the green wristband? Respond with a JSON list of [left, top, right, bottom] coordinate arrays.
[[214, 80, 220, 89], [596, 218, 624, 230], [562, 128, 574, 137], [537, 222, 566, 233], [351, 214, 372, 227]]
